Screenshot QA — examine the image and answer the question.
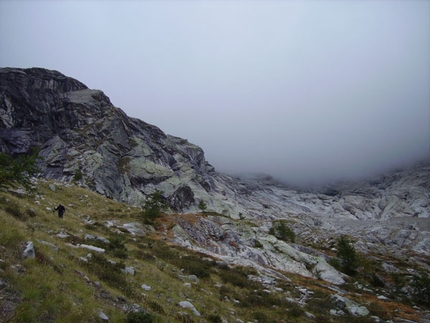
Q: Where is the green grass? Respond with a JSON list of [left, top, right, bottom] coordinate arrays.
[[0, 180, 426, 323]]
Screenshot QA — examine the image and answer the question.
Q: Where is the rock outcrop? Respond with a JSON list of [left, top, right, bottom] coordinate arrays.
[[0, 68, 214, 206], [169, 214, 345, 284]]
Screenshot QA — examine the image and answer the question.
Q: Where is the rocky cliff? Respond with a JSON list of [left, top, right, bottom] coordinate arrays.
[[0, 67, 216, 209]]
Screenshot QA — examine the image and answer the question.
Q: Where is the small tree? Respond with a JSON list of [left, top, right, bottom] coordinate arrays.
[[0, 149, 40, 190], [269, 221, 296, 243], [73, 169, 83, 182], [411, 272, 430, 305], [142, 191, 168, 223], [198, 200, 207, 212], [336, 235, 358, 275]]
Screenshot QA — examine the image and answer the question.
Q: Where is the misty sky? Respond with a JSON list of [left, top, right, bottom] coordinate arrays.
[[1, 1, 429, 186]]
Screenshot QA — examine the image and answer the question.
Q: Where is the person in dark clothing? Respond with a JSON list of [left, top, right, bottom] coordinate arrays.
[[54, 204, 66, 219]]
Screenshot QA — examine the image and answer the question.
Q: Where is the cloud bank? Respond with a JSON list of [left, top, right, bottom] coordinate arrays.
[[1, 1, 429, 186]]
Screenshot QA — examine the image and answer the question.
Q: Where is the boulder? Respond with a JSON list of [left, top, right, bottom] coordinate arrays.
[[168, 186, 195, 211], [330, 294, 369, 317], [79, 244, 105, 253], [141, 284, 151, 291], [22, 241, 35, 259], [121, 266, 135, 275], [178, 301, 201, 316], [98, 310, 109, 321]]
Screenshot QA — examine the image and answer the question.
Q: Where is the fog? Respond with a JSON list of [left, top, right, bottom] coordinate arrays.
[[1, 1, 429, 186]]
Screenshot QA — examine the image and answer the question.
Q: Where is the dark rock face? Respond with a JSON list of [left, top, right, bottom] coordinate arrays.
[[0, 68, 214, 208], [168, 186, 195, 212]]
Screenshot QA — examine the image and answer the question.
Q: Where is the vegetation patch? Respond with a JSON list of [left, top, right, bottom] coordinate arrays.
[[207, 314, 222, 323], [0, 149, 40, 190], [126, 311, 154, 323], [145, 299, 165, 314], [217, 265, 256, 289], [330, 235, 359, 275], [105, 234, 128, 259], [176, 312, 194, 323], [80, 253, 135, 297], [5, 201, 27, 221], [118, 157, 132, 175], [142, 191, 168, 224], [269, 220, 296, 243], [411, 272, 430, 306]]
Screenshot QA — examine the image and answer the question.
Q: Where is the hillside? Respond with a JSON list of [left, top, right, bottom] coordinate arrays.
[[1, 67, 430, 322], [1, 180, 429, 323]]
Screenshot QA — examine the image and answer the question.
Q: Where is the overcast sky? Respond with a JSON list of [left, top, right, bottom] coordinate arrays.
[[1, 1, 429, 186]]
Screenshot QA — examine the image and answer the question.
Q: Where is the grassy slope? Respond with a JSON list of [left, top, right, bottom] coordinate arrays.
[[0, 180, 425, 323]]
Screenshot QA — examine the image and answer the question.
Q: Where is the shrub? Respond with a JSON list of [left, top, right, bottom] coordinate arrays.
[[150, 240, 177, 260], [132, 250, 156, 262], [252, 311, 270, 323], [411, 272, 430, 305], [126, 311, 153, 323], [391, 272, 407, 293], [269, 220, 296, 243], [5, 202, 26, 221], [306, 292, 333, 315], [111, 248, 128, 259], [176, 313, 194, 323], [254, 240, 263, 248], [218, 266, 251, 288], [367, 302, 389, 321], [178, 255, 212, 278], [72, 169, 83, 182], [242, 289, 289, 309], [198, 200, 207, 211], [336, 236, 358, 275], [288, 302, 305, 318], [146, 300, 165, 314], [26, 208, 37, 217], [329, 257, 341, 271], [0, 149, 40, 190], [142, 191, 168, 223], [107, 234, 128, 259], [370, 273, 385, 287], [82, 253, 134, 296], [207, 314, 222, 323], [149, 241, 213, 278]]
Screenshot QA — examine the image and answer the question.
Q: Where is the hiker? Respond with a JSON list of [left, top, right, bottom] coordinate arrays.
[[54, 204, 66, 219]]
